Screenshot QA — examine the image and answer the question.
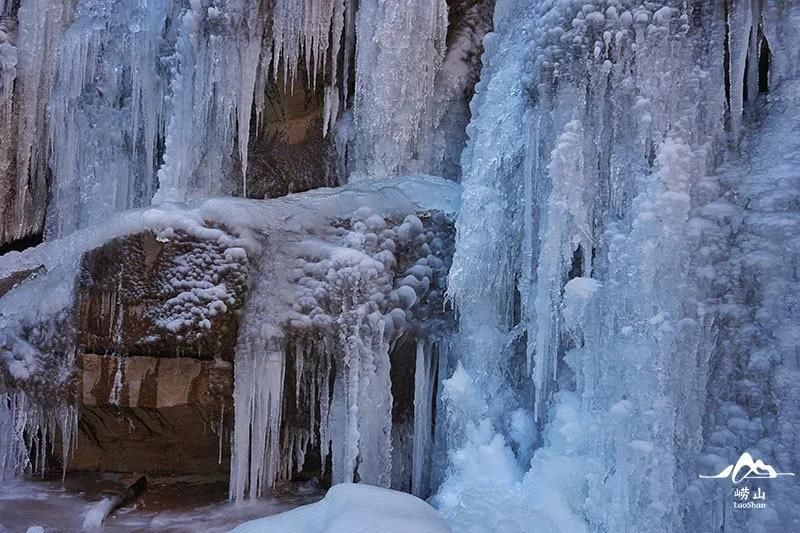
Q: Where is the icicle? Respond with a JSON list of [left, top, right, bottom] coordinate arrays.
[[237, 1, 268, 199], [108, 356, 125, 406], [45, 0, 170, 238], [745, 0, 763, 109], [322, 85, 339, 138], [0, 391, 77, 481], [317, 340, 332, 476], [218, 403, 225, 465], [351, 312, 393, 486], [9, 0, 73, 240], [230, 332, 286, 500], [295, 342, 304, 408], [156, 0, 269, 204], [532, 118, 589, 420], [350, 0, 448, 179], [727, 0, 753, 138], [268, 0, 355, 138], [230, 240, 290, 501], [412, 338, 436, 497]]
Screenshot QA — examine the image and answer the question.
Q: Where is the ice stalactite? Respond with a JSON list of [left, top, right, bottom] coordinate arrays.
[[0, 392, 78, 481], [269, 0, 356, 139], [726, 0, 753, 139], [330, 312, 394, 487], [411, 338, 437, 497], [0, 278, 81, 481], [4, 0, 462, 240], [45, 0, 170, 238], [230, 334, 287, 500], [265, 0, 453, 180], [350, 0, 448, 179], [0, 0, 73, 243], [155, 0, 270, 203]]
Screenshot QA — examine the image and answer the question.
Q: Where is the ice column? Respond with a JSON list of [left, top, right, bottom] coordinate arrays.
[[230, 241, 287, 501], [412, 339, 437, 497], [155, 0, 269, 203], [46, 0, 170, 238], [350, 0, 448, 179]]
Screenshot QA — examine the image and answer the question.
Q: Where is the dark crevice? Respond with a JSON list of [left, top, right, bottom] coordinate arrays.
[[744, 27, 770, 102], [568, 247, 583, 280], [758, 35, 771, 94], [723, 0, 732, 129], [0, 230, 44, 256]]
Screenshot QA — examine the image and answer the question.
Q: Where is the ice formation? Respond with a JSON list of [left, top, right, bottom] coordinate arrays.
[[228, 178, 458, 500], [440, 0, 800, 531], [349, 0, 448, 179], [0, 169, 459, 507], [0, 0, 470, 241]]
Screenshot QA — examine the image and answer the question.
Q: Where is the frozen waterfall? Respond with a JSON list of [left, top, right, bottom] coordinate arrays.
[[440, 1, 800, 532], [0, 0, 799, 531]]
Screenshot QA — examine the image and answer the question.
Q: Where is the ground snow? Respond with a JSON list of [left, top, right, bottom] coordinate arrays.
[[231, 483, 450, 533]]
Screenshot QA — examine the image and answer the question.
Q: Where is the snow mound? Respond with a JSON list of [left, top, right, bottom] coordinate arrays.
[[231, 483, 451, 533]]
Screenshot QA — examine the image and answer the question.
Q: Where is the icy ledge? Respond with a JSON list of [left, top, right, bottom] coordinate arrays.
[[230, 483, 451, 533], [0, 174, 460, 282]]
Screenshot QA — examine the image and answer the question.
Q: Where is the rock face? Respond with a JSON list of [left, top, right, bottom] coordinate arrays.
[[0, 265, 42, 299], [77, 230, 250, 360], [73, 353, 231, 475], [67, 227, 251, 474], [244, 81, 337, 200]]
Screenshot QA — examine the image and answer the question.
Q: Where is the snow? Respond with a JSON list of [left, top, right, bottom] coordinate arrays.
[[231, 483, 451, 533], [0, 476, 323, 531], [82, 496, 116, 530]]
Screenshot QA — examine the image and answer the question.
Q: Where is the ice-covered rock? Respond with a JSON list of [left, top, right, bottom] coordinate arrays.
[[0, 175, 459, 501]]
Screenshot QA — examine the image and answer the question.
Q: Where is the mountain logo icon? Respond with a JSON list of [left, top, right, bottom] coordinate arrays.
[[699, 452, 796, 484]]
